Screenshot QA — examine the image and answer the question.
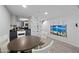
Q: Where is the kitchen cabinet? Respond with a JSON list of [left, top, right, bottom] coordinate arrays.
[[10, 30, 17, 41]]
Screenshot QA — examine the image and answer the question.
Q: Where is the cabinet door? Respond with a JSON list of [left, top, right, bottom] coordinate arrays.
[[10, 30, 17, 41]]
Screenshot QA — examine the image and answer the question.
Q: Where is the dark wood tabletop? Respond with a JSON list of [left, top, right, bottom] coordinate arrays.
[[8, 36, 41, 51]]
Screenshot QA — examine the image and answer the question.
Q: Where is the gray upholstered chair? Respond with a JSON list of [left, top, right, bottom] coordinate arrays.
[[32, 37, 54, 53]]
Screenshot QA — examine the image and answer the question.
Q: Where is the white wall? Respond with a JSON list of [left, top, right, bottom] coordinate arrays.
[[0, 6, 10, 52], [10, 15, 17, 25], [30, 6, 79, 48]]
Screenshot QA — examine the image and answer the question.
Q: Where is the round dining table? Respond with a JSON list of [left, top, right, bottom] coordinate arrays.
[[7, 36, 41, 53]]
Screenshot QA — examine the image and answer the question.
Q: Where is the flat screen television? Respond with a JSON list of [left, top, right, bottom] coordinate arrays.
[[50, 25, 67, 37]]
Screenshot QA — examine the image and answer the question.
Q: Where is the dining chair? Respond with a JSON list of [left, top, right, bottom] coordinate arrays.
[[32, 37, 54, 53]]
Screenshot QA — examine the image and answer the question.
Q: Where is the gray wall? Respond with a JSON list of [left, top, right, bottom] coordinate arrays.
[[0, 5, 10, 51], [0, 5, 10, 36]]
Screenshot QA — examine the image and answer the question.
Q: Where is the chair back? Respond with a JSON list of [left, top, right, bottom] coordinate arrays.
[[32, 37, 54, 53]]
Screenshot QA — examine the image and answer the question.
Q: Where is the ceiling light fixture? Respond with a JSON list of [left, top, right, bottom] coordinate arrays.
[[22, 5, 27, 8], [44, 12, 48, 15], [19, 18, 29, 21]]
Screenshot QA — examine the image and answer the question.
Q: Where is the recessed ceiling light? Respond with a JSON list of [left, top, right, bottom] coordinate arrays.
[[22, 5, 27, 8], [44, 12, 48, 15]]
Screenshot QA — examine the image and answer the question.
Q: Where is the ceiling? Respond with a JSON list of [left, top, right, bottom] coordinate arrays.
[[6, 5, 79, 19]]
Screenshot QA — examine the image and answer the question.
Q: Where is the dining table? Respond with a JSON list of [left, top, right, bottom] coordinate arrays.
[[7, 36, 41, 53]]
